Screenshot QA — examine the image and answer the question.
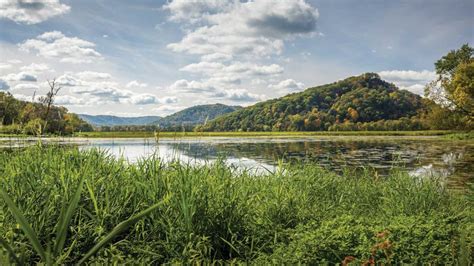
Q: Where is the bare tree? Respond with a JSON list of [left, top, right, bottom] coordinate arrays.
[[38, 79, 61, 134]]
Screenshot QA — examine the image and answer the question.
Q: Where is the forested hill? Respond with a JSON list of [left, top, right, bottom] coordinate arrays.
[[156, 104, 242, 127], [197, 73, 427, 132], [78, 114, 161, 126]]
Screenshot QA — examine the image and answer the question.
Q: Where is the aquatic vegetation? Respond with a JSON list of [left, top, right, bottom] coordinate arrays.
[[444, 132, 474, 140], [72, 130, 456, 138], [0, 145, 472, 264]]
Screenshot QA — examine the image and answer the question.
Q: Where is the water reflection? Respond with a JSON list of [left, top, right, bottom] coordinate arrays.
[[1, 137, 472, 187], [72, 137, 473, 187], [79, 139, 278, 175]]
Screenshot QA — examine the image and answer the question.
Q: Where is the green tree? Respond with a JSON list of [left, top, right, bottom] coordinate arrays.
[[425, 44, 473, 128]]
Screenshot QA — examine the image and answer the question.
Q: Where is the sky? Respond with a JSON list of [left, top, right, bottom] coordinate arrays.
[[0, 0, 473, 117]]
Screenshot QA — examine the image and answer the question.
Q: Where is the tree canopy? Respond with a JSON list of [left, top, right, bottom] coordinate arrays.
[[426, 43, 473, 128], [0, 92, 92, 135]]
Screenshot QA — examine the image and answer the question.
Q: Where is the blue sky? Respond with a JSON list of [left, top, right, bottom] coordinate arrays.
[[0, 0, 473, 116]]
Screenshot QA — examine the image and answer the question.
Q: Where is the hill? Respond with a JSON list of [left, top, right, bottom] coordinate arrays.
[[79, 104, 241, 128], [78, 114, 161, 126], [197, 73, 427, 132], [156, 104, 242, 127]]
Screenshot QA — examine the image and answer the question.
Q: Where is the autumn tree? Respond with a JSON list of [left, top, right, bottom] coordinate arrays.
[[425, 44, 473, 127]]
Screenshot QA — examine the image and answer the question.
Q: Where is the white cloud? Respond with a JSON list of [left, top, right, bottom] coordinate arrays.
[[56, 71, 111, 87], [8, 59, 22, 64], [180, 61, 283, 79], [268, 79, 305, 94], [75, 71, 112, 80], [165, 0, 318, 105], [213, 89, 265, 102], [56, 73, 83, 86], [379, 70, 436, 96], [128, 94, 178, 105], [399, 84, 426, 95], [207, 76, 241, 86], [12, 70, 165, 107], [163, 0, 230, 23], [54, 95, 87, 106], [72, 84, 132, 101], [379, 70, 436, 83], [75, 71, 111, 80], [13, 83, 39, 91], [19, 31, 102, 63], [169, 79, 263, 102], [153, 105, 184, 116], [68, 81, 166, 106], [0, 79, 10, 90], [20, 63, 50, 73], [0, 0, 70, 24], [159, 96, 179, 104], [2, 71, 37, 82], [126, 80, 148, 88], [223, 63, 283, 76], [167, 0, 318, 57], [169, 79, 217, 94], [201, 53, 233, 62], [0, 63, 12, 70], [128, 93, 158, 105]]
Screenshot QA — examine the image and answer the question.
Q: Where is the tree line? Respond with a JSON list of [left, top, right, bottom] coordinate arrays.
[[0, 80, 92, 135]]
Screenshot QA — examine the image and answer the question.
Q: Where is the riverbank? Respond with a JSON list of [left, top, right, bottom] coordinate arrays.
[[1, 130, 471, 140], [74, 130, 458, 138], [0, 145, 472, 264]]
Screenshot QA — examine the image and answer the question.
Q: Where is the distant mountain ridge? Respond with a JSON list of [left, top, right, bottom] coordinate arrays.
[[79, 104, 241, 127], [156, 104, 242, 127], [198, 73, 426, 131], [78, 115, 161, 126]]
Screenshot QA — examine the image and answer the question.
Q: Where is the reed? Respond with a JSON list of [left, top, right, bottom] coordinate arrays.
[[0, 145, 472, 264]]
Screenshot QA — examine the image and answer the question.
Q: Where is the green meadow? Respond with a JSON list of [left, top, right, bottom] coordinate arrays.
[[0, 145, 472, 264]]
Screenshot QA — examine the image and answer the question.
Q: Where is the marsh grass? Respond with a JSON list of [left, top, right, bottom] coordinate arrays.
[[73, 130, 456, 139], [0, 145, 472, 264]]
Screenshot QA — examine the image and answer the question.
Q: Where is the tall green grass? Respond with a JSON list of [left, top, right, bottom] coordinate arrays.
[[0, 145, 472, 264]]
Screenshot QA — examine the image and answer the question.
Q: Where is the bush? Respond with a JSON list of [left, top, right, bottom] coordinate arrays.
[[0, 124, 22, 134]]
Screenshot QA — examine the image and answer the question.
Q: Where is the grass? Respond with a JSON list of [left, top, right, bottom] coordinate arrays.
[[443, 131, 474, 140], [72, 130, 458, 139], [0, 145, 472, 264]]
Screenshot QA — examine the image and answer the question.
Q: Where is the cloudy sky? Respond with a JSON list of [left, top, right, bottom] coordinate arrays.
[[0, 0, 472, 116]]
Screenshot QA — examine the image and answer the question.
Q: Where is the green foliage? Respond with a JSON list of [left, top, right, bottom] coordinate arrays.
[[0, 124, 23, 134], [0, 145, 471, 264], [198, 73, 427, 132], [328, 117, 427, 131], [450, 61, 474, 117], [426, 43, 473, 128], [435, 43, 473, 77], [22, 118, 44, 135], [443, 132, 474, 140], [73, 130, 455, 138], [0, 92, 92, 135]]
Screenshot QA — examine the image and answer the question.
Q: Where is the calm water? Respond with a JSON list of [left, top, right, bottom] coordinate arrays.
[[1, 136, 473, 187]]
